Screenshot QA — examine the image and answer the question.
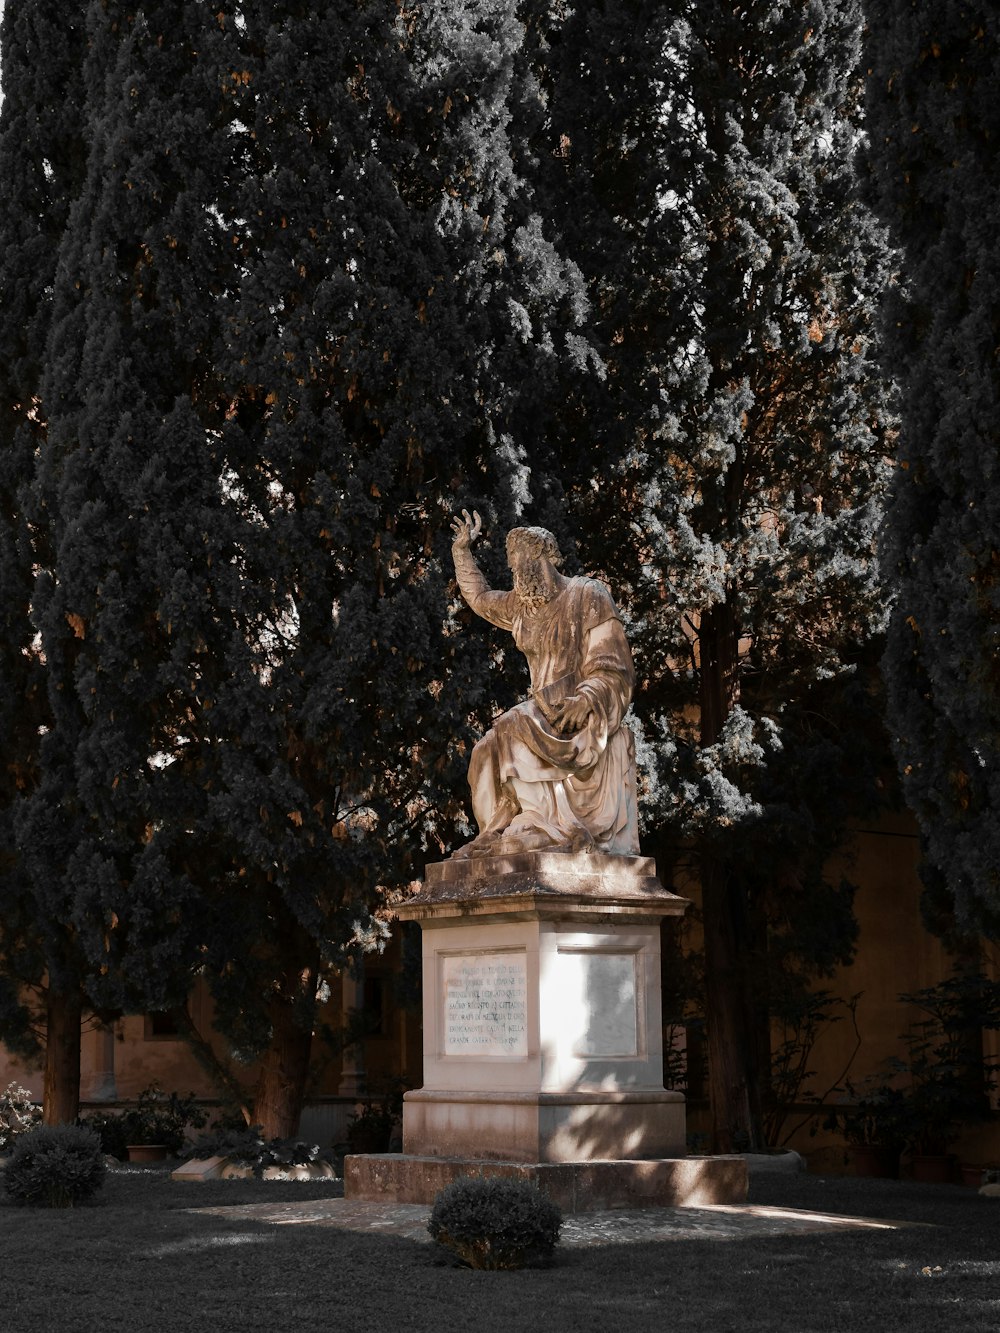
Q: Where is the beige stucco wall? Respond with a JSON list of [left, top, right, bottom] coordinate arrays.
[[0, 929, 422, 1126], [783, 814, 1000, 1171]]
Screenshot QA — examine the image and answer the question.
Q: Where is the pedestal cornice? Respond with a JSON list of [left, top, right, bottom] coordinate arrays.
[[395, 850, 689, 925]]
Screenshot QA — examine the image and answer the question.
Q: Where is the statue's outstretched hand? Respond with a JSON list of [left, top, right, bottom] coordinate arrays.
[[551, 693, 592, 735], [451, 508, 482, 548]]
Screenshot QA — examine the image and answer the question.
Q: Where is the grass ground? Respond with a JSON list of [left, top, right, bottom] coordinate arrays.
[[2, 1165, 999, 1333]]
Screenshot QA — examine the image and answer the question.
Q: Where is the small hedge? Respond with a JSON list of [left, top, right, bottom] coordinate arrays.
[[3, 1124, 106, 1208], [184, 1125, 333, 1177], [428, 1176, 562, 1270]]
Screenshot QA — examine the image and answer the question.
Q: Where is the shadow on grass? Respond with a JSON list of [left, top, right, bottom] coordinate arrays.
[[4, 1170, 1000, 1332]]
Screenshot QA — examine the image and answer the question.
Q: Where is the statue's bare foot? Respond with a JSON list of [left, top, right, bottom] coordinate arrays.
[[562, 826, 596, 853], [450, 832, 504, 860], [451, 791, 520, 860], [498, 824, 595, 855]]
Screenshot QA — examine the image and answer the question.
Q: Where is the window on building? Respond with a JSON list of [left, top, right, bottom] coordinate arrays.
[[144, 1011, 181, 1041]]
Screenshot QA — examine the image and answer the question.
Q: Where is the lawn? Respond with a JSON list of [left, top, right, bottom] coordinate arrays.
[[2, 1165, 999, 1333]]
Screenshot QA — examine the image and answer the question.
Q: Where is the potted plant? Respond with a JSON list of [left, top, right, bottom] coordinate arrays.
[[825, 1076, 909, 1178], [119, 1085, 207, 1161]]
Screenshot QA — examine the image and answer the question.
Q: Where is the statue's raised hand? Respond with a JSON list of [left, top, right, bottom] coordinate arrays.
[[451, 508, 482, 548], [550, 693, 592, 735]]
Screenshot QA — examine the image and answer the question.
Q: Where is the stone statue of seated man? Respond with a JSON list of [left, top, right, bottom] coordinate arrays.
[[450, 509, 640, 859]]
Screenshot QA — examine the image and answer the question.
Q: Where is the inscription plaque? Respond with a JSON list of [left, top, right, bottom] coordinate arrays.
[[554, 950, 639, 1056], [442, 952, 528, 1058]]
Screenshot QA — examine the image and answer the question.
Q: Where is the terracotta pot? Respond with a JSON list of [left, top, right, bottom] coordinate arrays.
[[850, 1144, 900, 1179], [126, 1143, 169, 1163], [910, 1154, 956, 1184], [960, 1163, 985, 1188]]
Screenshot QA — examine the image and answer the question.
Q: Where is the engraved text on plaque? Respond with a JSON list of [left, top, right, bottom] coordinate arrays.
[[442, 952, 528, 1058]]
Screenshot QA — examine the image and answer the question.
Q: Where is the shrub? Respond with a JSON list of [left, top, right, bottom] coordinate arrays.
[[79, 1086, 208, 1160], [0, 1083, 42, 1152], [3, 1124, 106, 1208], [117, 1085, 208, 1154], [184, 1125, 333, 1177], [346, 1100, 397, 1154], [427, 1176, 562, 1270], [345, 1082, 406, 1154], [78, 1110, 130, 1161]]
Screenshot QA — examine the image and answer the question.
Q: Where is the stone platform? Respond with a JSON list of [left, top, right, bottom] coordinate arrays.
[[193, 1195, 915, 1244], [344, 1152, 747, 1212]]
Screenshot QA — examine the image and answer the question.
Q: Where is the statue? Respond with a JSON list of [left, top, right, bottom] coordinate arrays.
[[449, 509, 640, 859]]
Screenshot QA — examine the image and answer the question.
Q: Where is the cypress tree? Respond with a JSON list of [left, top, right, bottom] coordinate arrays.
[[196, 0, 461, 1132], [206, 0, 593, 1133], [532, 1, 892, 1149], [12, 0, 271, 1118], [0, 0, 92, 1121], [22, 2, 408, 1134], [867, 4, 1000, 934], [1, 0, 594, 1134]]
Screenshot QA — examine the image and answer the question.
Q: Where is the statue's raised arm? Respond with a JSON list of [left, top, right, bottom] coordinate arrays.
[[449, 511, 639, 860], [450, 509, 517, 631]]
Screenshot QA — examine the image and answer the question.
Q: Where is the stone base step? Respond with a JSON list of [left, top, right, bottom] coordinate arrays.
[[344, 1153, 747, 1213]]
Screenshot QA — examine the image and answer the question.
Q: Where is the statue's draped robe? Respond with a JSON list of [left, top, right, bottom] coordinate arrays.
[[455, 549, 640, 854]]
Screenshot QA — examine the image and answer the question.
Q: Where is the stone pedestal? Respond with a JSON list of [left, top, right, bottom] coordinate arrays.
[[345, 852, 746, 1209]]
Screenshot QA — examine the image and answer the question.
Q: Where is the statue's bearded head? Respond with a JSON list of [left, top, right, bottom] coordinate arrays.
[[506, 527, 563, 608]]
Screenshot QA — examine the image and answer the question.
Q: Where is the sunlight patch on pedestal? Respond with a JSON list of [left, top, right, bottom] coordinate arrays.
[[552, 949, 639, 1057]]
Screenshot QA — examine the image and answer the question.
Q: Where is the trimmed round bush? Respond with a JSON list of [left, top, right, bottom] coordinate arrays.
[[3, 1124, 106, 1208], [428, 1176, 562, 1269]]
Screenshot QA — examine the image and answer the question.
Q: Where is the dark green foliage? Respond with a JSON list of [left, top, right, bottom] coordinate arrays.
[[764, 989, 858, 1147], [0, 0, 593, 1132], [345, 1084, 405, 1154], [0, 0, 91, 1072], [81, 1086, 207, 1158], [824, 1074, 910, 1153], [3, 1123, 105, 1208], [865, 4, 1000, 934], [617, 0, 891, 885], [428, 1176, 562, 1270], [529, 0, 892, 1150], [892, 972, 1000, 1155], [0, 0, 891, 1154], [184, 1125, 331, 1176], [116, 1085, 207, 1153], [77, 1110, 130, 1163], [25, 0, 249, 1025], [824, 974, 1000, 1156]]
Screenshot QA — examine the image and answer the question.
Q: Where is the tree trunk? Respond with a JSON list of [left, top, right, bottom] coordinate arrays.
[[701, 855, 764, 1152], [170, 1002, 252, 1125], [252, 961, 318, 1139], [43, 987, 82, 1125], [699, 600, 765, 1152]]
